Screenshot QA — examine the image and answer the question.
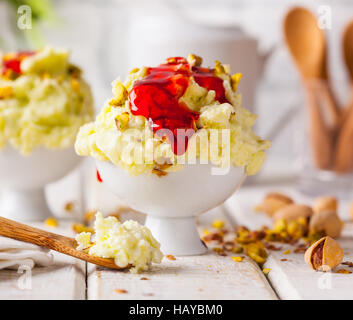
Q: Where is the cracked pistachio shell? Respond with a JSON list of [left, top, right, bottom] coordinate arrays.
[[313, 196, 338, 214], [309, 210, 343, 238], [273, 204, 313, 223], [305, 236, 343, 271]]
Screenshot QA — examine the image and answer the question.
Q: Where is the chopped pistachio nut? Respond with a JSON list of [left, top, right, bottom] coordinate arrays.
[[212, 219, 225, 229], [68, 64, 82, 77], [273, 219, 287, 233], [115, 112, 130, 130], [187, 53, 202, 67], [262, 268, 271, 275], [0, 86, 13, 99], [45, 217, 58, 228], [282, 249, 291, 255], [41, 72, 51, 79], [109, 80, 128, 106], [231, 73, 242, 91], [64, 201, 75, 212], [214, 60, 226, 75], [244, 242, 267, 265], [232, 256, 243, 262], [115, 289, 128, 294], [83, 210, 98, 223], [336, 269, 352, 274], [72, 223, 94, 234], [2, 69, 19, 80], [70, 78, 81, 92], [129, 67, 140, 74], [232, 246, 244, 254], [307, 231, 326, 244]]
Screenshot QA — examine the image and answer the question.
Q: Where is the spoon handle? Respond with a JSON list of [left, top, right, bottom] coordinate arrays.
[[333, 90, 353, 173], [0, 217, 124, 269], [304, 81, 334, 170], [319, 83, 341, 131], [0, 216, 75, 250]]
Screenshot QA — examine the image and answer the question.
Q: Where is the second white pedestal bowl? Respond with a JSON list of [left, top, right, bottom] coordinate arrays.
[[96, 160, 246, 256], [0, 146, 81, 221]]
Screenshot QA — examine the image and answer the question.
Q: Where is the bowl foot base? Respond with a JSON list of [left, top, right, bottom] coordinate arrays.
[[145, 215, 207, 256], [0, 188, 52, 222]]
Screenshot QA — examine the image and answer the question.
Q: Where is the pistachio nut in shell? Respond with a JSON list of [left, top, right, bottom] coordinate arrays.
[[272, 204, 313, 223], [304, 236, 343, 272], [313, 196, 338, 214], [309, 210, 343, 238], [255, 192, 294, 216]]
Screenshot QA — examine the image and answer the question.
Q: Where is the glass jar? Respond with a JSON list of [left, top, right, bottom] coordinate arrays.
[[295, 80, 353, 198]]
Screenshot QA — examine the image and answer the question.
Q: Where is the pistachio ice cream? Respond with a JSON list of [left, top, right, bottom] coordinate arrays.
[[76, 212, 163, 273], [75, 54, 270, 176], [0, 46, 94, 155]]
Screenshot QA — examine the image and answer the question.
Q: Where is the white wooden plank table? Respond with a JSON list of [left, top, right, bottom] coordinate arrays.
[[224, 183, 353, 300], [264, 226, 353, 300], [0, 222, 86, 300], [1, 167, 352, 299], [87, 208, 277, 300]]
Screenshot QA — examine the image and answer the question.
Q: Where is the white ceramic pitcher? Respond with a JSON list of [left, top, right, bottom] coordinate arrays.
[[123, 1, 271, 111]]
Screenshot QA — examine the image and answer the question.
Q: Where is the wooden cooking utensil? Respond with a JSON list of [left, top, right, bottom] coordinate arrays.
[[304, 83, 333, 169], [283, 7, 341, 169], [334, 20, 353, 173], [0, 216, 124, 270], [284, 7, 327, 79], [342, 21, 353, 82]]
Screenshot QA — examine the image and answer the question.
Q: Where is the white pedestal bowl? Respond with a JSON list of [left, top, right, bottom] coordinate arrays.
[[96, 160, 246, 256], [0, 146, 81, 221]]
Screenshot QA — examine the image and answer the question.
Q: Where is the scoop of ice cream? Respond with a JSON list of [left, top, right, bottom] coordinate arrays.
[[75, 54, 270, 176], [0, 46, 94, 155], [75, 212, 163, 273]]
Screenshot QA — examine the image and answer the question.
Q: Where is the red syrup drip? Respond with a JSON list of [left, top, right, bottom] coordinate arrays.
[[129, 57, 229, 155], [192, 66, 228, 104], [2, 51, 35, 75], [96, 170, 103, 183]]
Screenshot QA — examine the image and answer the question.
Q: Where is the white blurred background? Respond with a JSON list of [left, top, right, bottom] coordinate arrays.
[[2, 0, 352, 160], [1, 0, 352, 215]]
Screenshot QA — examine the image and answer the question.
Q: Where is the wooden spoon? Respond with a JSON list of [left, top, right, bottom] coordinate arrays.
[[334, 20, 353, 173], [304, 82, 333, 169], [0, 216, 124, 270], [284, 6, 327, 79], [283, 7, 341, 169]]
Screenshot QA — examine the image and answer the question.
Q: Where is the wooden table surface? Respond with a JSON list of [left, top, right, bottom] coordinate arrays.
[[1, 173, 352, 300]]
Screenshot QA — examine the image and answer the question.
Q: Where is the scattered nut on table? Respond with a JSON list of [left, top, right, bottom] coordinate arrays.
[[313, 196, 338, 214], [272, 204, 313, 223], [304, 236, 343, 272], [309, 210, 343, 238], [255, 192, 294, 216]]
